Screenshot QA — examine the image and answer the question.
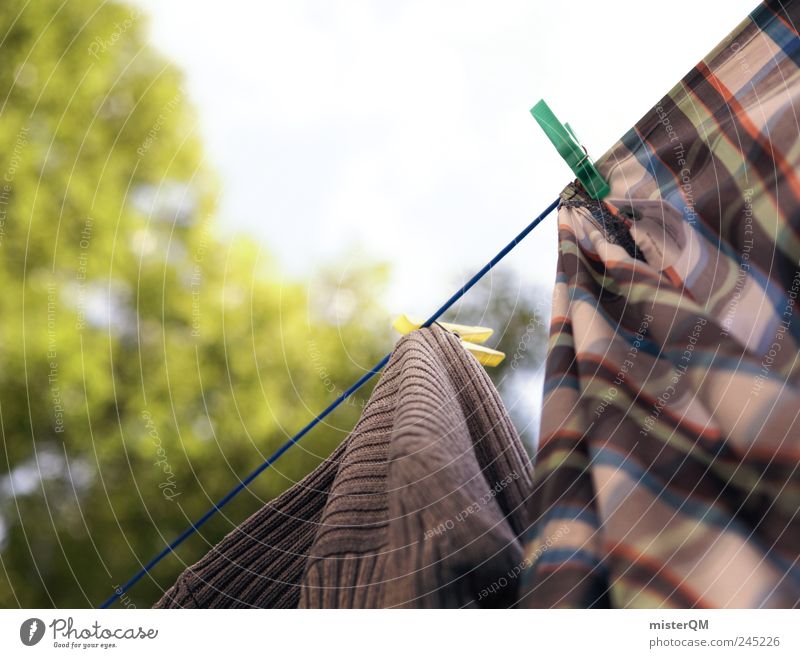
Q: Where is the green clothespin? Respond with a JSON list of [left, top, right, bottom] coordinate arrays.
[[530, 99, 610, 200]]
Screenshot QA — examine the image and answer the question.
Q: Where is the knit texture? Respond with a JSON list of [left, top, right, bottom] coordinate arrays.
[[154, 326, 532, 608]]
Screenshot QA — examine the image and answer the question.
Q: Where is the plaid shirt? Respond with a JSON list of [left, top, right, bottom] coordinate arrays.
[[519, 0, 800, 607]]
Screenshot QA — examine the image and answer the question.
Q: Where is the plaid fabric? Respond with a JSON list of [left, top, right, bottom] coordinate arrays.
[[519, 0, 800, 607]]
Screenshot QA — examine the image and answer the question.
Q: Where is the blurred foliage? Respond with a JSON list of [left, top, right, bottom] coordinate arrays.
[[0, 0, 392, 607], [0, 0, 550, 609]]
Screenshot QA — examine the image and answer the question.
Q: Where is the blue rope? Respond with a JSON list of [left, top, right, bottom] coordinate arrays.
[[100, 197, 559, 608]]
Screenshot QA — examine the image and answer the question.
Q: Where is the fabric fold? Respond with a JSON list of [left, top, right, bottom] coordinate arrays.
[[519, 0, 800, 608], [155, 326, 532, 608]]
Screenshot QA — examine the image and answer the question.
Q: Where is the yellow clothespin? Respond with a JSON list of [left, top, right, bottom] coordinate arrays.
[[392, 315, 506, 367]]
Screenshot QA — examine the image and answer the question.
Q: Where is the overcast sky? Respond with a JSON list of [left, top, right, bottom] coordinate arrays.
[[131, 0, 756, 314]]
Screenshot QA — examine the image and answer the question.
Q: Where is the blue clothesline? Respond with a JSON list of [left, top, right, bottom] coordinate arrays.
[[99, 196, 560, 608]]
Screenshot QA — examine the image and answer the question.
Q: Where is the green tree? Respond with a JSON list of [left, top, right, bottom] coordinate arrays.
[[0, 0, 390, 607]]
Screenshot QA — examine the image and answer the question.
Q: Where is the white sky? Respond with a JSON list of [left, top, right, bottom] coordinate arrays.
[[132, 0, 756, 314]]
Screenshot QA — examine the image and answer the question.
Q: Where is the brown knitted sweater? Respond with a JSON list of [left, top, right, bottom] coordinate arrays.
[[154, 326, 533, 608]]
